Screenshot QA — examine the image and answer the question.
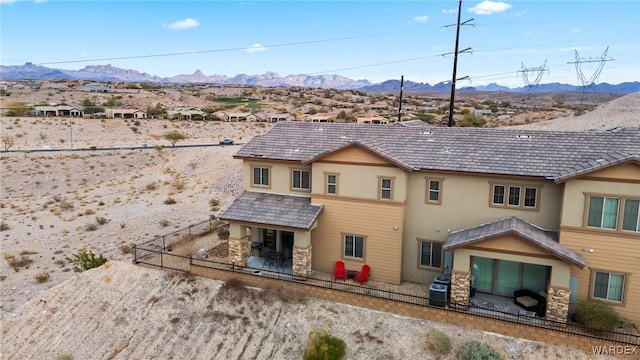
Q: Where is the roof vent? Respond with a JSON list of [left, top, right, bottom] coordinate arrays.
[[517, 134, 531, 139], [420, 131, 433, 135], [595, 158, 606, 163], [314, 127, 325, 131], [292, 148, 303, 152]]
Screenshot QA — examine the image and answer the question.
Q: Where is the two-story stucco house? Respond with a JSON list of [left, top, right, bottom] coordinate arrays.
[[220, 122, 639, 324]]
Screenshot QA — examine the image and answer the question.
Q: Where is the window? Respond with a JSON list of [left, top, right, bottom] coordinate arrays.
[[380, 177, 392, 200], [587, 196, 619, 230], [292, 169, 310, 190], [622, 199, 640, 232], [344, 234, 364, 260], [508, 186, 521, 206], [490, 182, 540, 210], [420, 241, 443, 268], [327, 174, 337, 195], [252, 166, 270, 187], [425, 178, 443, 204], [593, 271, 625, 302]]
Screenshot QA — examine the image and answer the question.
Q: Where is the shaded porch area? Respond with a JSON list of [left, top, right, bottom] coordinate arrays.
[[444, 217, 585, 323], [219, 191, 323, 278]]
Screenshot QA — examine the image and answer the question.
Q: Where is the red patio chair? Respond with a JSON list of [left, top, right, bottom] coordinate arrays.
[[334, 261, 347, 281], [353, 264, 370, 285]]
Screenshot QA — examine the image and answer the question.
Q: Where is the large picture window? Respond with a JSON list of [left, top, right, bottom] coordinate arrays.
[[344, 234, 364, 260], [587, 196, 619, 230], [593, 271, 625, 302], [419, 241, 442, 268]]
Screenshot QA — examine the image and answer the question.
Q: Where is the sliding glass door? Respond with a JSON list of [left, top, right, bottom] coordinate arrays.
[[471, 256, 549, 296]]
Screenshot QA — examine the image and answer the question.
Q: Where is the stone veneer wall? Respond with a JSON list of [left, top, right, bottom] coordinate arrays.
[[229, 237, 249, 267], [546, 286, 570, 324], [450, 271, 471, 309], [293, 244, 312, 278]]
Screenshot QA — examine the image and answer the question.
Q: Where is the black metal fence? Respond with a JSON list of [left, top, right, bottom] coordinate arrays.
[[133, 228, 640, 347]]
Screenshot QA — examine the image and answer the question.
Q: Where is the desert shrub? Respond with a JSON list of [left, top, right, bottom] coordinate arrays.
[[217, 227, 230, 240], [159, 219, 170, 227], [71, 249, 107, 272], [146, 182, 157, 191], [96, 216, 108, 225], [34, 271, 51, 283], [455, 340, 503, 360], [303, 330, 346, 360], [59, 200, 74, 211], [83, 209, 95, 215], [574, 299, 622, 332], [457, 114, 486, 127], [0, 222, 9, 231], [85, 223, 98, 231], [118, 243, 133, 254], [422, 328, 451, 356], [56, 355, 73, 360], [3, 253, 33, 271], [164, 197, 176, 205]]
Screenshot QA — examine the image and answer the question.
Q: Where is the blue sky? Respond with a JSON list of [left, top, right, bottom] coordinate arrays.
[[1, 1, 639, 87]]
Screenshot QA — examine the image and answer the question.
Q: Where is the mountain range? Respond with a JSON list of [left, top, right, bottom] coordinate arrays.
[[1, 62, 638, 94]]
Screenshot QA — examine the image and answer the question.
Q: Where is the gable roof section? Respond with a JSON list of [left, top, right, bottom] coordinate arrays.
[[302, 141, 414, 171], [444, 217, 585, 268], [219, 191, 323, 230], [550, 151, 640, 183], [234, 122, 640, 178]]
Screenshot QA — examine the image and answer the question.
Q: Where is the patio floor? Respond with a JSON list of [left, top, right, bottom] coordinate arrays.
[[245, 255, 293, 277], [469, 292, 544, 323]]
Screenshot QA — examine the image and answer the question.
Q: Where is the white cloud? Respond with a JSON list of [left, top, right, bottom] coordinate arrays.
[[245, 43, 267, 53], [413, 15, 429, 23], [572, 28, 579, 33], [165, 18, 199, 30], [441, 8, 458, 14], [525, 31, 534, 36], [468, 1, 511, 15], [0, 0, 17, 4]]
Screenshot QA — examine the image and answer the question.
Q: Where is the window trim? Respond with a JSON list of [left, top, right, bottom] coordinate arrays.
[[622, 198, 640, 233], [425, 177, 444, 205], [377, 175, 395, 201], [251, 165, 272, 189], [590, 269, 628, 305], [324, 171, 339, 195], [489, 181, 541, 211], [583, 193, 640, 234], [417, 239, 444, 270], [289, 167, 311, 192], [341, 233, 366, 262]]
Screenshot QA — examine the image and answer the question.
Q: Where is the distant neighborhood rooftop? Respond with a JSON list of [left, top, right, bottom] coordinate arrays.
[[234, 122, 640, 181]]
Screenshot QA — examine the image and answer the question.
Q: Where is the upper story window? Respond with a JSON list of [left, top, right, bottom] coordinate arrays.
[[379, 176, 393, 200], [252, 166, 270, 187], [344, 234, 365, 260], [425, 178, 443, 205], [326, 173, 338, 195], [490, 182, 540, 210], [586, 194, 640, 233], [291, 169, 310, 191]]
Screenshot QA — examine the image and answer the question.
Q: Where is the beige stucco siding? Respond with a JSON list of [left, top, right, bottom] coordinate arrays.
[[319, 146, 392, 165], [577, 162, 640, 182], [560, 178, 640, 228], [402, 172, 562, 283], [468, 235, 554, 257], [310, 197, 404, 284], [560, 229, 639, 324], [311, 162, 407, 202]]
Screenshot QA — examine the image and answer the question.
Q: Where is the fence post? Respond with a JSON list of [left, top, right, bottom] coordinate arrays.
[[133, 244, 137, 264], [163, 235, 166, 251]]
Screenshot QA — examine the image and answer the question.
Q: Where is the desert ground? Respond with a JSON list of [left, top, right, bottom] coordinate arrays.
[[1, 92, 638, 359]]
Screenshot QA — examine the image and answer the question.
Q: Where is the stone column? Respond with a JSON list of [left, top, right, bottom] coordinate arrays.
[[450, 271, 471, 310], [229, 237, 250, 267], [293, 244, 312, 278], [545, 286, 570, 324]]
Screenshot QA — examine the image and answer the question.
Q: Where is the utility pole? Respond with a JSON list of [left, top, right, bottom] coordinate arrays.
[[397, 75, 404, 123], [568, 46, 614, 93], [446, 0, 473, 127]]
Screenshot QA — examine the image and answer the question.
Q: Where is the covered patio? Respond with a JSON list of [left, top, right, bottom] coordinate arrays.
[[444, 217, 585, 323], [219, 191, 323, 278]]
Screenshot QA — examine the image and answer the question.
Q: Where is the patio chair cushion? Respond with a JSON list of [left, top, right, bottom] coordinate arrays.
[[515, 295, 538, 308]]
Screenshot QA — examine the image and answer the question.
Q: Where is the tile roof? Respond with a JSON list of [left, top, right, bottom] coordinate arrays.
[[234, 122, 640, 180], [443, 217, 585, 268], [219, 191, 323, 230]]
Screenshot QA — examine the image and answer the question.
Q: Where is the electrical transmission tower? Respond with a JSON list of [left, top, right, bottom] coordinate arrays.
[[568, 46, 614, 92], [518, 60, 548, 96]]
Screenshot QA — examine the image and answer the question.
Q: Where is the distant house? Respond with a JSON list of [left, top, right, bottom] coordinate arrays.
[[264, 113, 294, 123], [167, 107, 206, 120], [305, 114, 335, 123], [74, 83, 113, 93], [34, 105, 84, 117], [222, 112, 256, 122], [355, 115, 390, 125], [473, 109, 493, 116], [106, 105, 147, 119]]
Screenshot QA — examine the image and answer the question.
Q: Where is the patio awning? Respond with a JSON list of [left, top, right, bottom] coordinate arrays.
[[444, 217, 585, 268], [219, 191, 323, 230]]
